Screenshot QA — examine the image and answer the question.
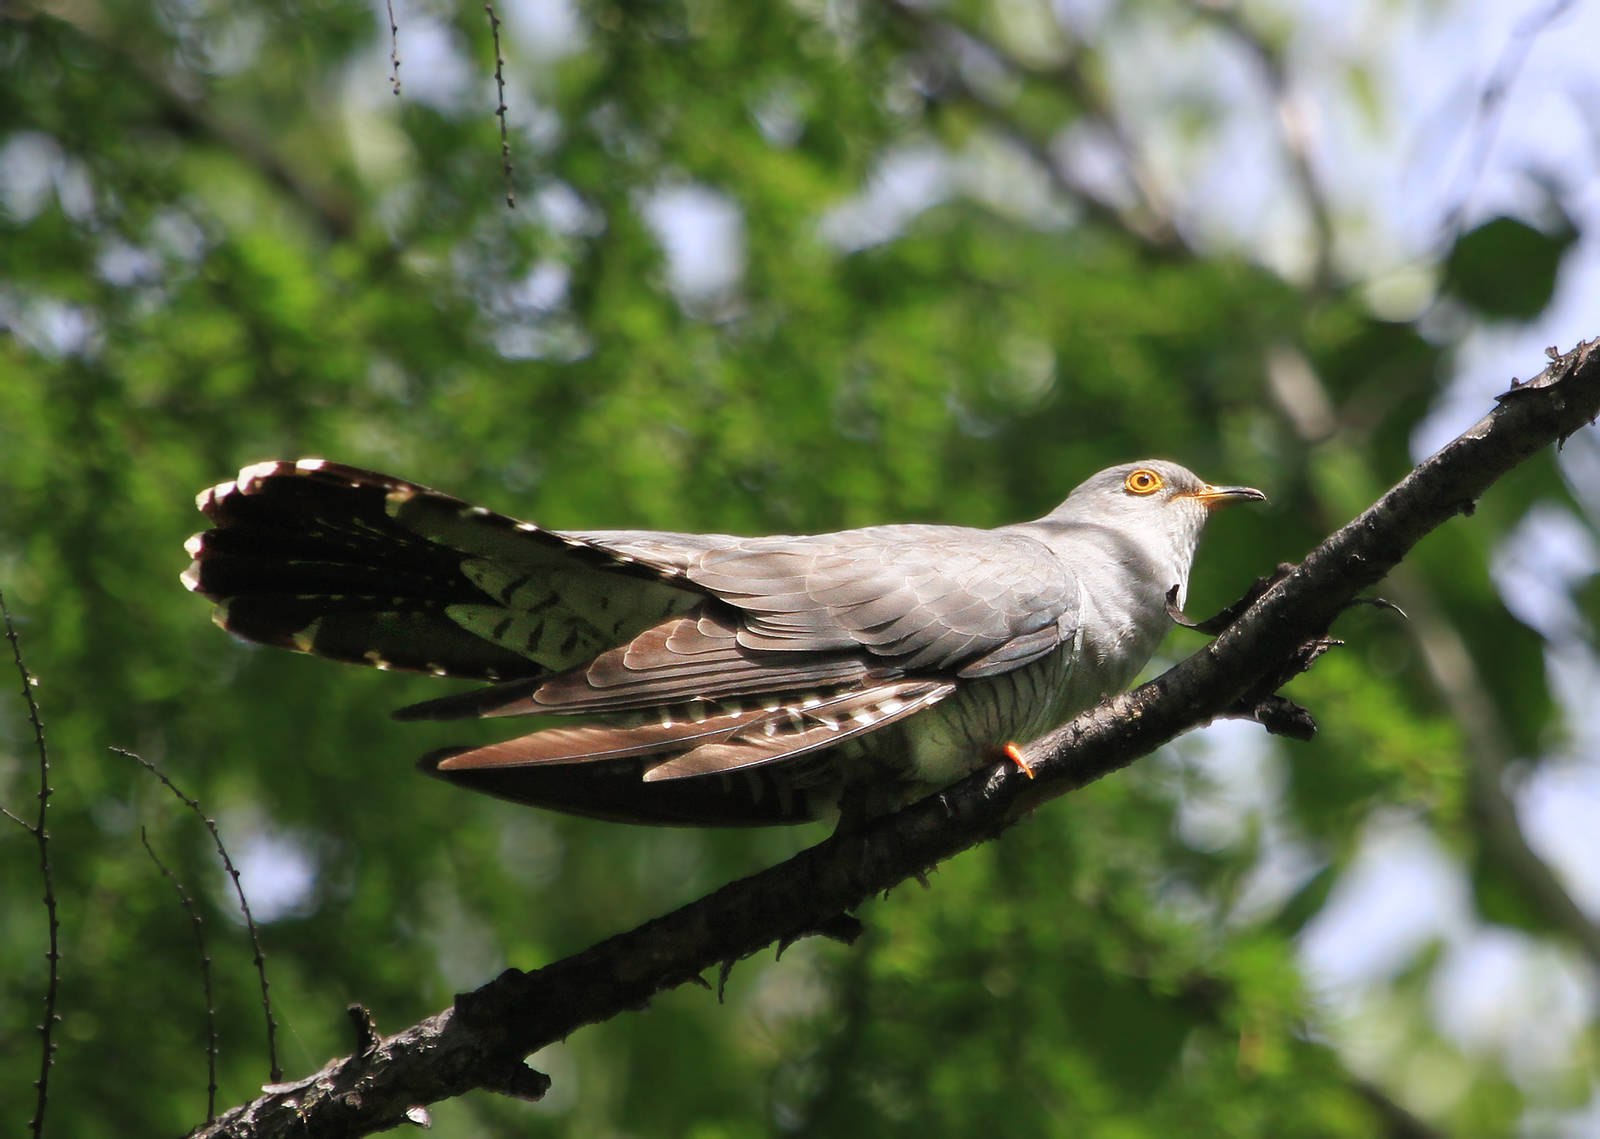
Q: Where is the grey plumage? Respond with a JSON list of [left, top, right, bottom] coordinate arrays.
[[183, 458, 1262, 826]]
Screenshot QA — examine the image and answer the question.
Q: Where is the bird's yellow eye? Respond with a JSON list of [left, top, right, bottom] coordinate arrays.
[[1124, 468, 1164, 496]]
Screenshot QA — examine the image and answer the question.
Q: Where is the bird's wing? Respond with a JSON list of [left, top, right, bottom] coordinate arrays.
[[675, 525, 1082, 679], [426, 677, 955, 779], [399, 525, 1082, 721]]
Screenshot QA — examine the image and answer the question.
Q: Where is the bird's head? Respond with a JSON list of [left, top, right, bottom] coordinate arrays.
[[1051, 460, 1266, 603], [1064, 460, 1265, 530]]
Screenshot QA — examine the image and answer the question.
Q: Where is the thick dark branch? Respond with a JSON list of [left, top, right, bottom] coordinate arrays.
[[190, 339, 1600, 1139]]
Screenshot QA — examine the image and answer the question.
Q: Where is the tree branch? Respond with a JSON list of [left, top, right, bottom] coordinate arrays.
[[189, 338, 1600, 1138], [1257, 343, 1600, 970]]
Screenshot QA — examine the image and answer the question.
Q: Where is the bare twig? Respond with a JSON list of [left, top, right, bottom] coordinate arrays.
[[115, 747, 283, 1083], [141, 827, 220, 1121], [2, 591, 60, 1139], [485, 1, 516, 208], [1439, 0, 1577, 241], [386, 0, 401, 95], [185, 337, 1600, 1138]]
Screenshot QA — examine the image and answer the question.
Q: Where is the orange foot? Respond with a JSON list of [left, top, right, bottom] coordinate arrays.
[[1003, 741, 1034, 779]]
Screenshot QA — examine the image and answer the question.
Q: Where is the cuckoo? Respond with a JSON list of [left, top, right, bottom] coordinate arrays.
[[183, 459, 1263, 826]]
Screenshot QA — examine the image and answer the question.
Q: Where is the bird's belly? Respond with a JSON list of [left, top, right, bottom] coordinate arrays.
[[895, 644, 1114, 789], [811, 615, 1165, 821]]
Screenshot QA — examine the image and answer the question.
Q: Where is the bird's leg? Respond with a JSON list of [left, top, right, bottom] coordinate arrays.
[[1001, 741, 1035, 779]]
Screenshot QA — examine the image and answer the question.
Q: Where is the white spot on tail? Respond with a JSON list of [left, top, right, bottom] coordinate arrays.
[[236, 460, 285, 489], [294, 458, 329, 472], [384, 486, 417, 514], [195, 482, 231, 511]]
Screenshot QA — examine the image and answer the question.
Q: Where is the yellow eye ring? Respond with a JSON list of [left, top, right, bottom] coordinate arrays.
[[1124, 468, 1164, 496]]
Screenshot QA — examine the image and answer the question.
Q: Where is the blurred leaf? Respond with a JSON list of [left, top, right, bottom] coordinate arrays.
[[1443, 215, 1576, 322], [1270, 864, 1337, 938]]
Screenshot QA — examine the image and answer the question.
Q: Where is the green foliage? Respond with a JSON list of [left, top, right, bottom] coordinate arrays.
[[1443, 215, 1577, 323], [1, 1, 1595, 1137]]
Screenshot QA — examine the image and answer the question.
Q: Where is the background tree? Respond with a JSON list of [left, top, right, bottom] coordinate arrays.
[[2, 1, 1597, 1136]]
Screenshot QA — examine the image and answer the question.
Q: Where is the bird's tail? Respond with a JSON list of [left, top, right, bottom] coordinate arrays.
[[183, 458, 703, 682]]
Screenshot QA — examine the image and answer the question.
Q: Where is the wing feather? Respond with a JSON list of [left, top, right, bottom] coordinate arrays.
[[680, 525, 1080, 676], [643, 681, 955, 780]]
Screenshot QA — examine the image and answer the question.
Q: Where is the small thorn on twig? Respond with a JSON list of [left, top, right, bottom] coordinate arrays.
[[1236, 694, 1319, 740], [481, 1062, 551, 1103], [1345, 595, 1408, 621], [347, 1003, 382, 1058]]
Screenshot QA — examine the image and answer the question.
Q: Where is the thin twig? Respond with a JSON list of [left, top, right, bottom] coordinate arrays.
[[386, 0, 402, 95], [1, 590, 59, 1139], [141, 827, 220, 1121], [114, 746, 282, 1082], [1439, 0, 1576, 242], [485, 1, 515, 208]]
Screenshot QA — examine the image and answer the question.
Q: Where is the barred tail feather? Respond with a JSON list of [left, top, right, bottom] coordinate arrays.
[[183, 459, 706, 680]]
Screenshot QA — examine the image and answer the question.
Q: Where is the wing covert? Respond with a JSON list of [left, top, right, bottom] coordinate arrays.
[[672, 524, 1082, 679]]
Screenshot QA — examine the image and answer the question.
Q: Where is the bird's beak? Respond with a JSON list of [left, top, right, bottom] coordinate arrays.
[[1191, 483, 1267, 511]]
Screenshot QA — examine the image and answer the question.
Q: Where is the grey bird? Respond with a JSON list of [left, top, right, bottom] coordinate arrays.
[[183, 458, 1263, 826]]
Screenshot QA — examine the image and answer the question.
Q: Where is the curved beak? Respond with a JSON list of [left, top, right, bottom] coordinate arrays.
[[1192, 483, 1267, 511]]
